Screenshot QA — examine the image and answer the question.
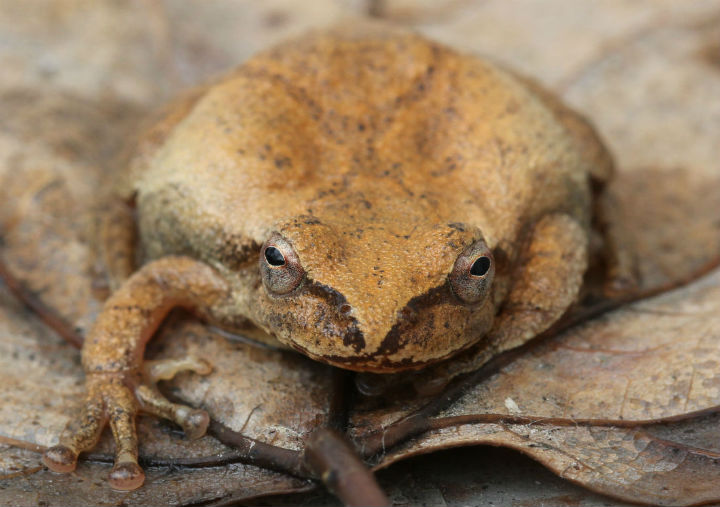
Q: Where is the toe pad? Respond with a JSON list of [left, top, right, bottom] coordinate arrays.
[[109, 461, 145, 491], [42, 445, 78, 473]]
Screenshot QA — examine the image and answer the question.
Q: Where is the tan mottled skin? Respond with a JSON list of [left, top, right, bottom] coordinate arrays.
[[43, 24, 631, 489]]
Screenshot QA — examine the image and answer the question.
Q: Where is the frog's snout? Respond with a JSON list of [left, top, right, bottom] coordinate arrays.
[[255, 219, 496, 372], [259, 276, 495, 373]]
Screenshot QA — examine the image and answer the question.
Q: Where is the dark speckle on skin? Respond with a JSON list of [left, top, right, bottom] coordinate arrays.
[[274, 156, 292, 169]]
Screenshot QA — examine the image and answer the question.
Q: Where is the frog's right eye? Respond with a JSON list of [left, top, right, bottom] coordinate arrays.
[[260, 235, 305, 295], [449, 239, 494, 304]]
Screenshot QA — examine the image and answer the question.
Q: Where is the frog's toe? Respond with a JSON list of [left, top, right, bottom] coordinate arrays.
[[109, 461, 145, 491], [412, 373, 450, 396], [175, 406, 210, 440], [604, 274, 638, 298], [42, 444, 78, 473], [135, 384, 209, 440], [43, 391, 105, 474], [144, 356, 212, 383], [603, 263, 641, 299], [602, 238, 640, 298], [104, 379, 144, 491], [354, 372, 393, 396]]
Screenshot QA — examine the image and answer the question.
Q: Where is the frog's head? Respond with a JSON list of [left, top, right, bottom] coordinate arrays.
[[251, 207, 498, 373]]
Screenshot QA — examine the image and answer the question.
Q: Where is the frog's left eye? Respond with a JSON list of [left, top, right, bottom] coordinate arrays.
[[449, 240, 494, 304], [260, 235, 305, 295]]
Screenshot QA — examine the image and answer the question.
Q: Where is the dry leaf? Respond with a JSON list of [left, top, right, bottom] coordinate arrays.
[[376, 415, 720, 507]]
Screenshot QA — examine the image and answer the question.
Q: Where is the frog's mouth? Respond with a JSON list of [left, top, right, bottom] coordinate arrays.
[[288, 337, 481, 373]]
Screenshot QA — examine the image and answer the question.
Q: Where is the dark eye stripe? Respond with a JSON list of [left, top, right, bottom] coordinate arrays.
[[264, 246, 286, 266], [470, 256, 491, 277]]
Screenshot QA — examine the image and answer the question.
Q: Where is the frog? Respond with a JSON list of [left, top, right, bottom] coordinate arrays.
[[41, 23, 635, 490]]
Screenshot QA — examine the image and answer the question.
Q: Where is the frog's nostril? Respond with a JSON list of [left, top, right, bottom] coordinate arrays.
[[338, 303, 352, 316], [398, 306, 417, 322]]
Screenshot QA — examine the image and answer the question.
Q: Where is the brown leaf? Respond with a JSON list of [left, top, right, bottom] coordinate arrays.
[[0, 445, 312, 507], [157, 318, 337, 449], [0, 90, 141, 336], [376, 415, 720, 507], [0, 0, 364, 108], [409, 1, 720, 87], [447, 269, 720, 422]]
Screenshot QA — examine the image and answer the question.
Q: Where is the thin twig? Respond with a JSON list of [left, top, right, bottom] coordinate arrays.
[[0, 435, 46, 454], [208, 420, 391, 504], [82, 449, 251, 469], [303, 428, 390, 507], [207, 419, 305, 477], [0, 466, 44, 480]]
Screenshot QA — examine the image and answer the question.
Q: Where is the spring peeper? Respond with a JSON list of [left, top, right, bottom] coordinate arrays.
[[42, 24, 634, 490]]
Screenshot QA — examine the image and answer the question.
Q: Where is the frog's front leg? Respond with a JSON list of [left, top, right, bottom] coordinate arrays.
[[412, 213, 588, 394], [485, 213, 588, 352], [42, 256, 229, 490]]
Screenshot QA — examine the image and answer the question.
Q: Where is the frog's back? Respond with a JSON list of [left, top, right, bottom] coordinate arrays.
[[131, 23, 598, 256]]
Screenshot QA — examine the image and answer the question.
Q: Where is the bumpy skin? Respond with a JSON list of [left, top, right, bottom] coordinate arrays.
[[44, 23, 624, 489]]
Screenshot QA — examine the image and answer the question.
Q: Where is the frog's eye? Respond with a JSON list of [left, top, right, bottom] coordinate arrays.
[[260, 235, 305, 295], [264, 247, 285, 266], [449, 240, 494, 304]]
